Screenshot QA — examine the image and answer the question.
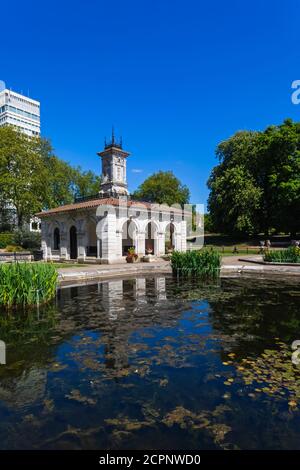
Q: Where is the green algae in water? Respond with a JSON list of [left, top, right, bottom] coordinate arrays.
[[1, 275, 300, 449]]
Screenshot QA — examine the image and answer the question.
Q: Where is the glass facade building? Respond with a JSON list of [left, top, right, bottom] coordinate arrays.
[[0, 82, 40, 137]]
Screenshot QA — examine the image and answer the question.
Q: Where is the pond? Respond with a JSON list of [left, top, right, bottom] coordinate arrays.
[[1, 274, 300, 450]]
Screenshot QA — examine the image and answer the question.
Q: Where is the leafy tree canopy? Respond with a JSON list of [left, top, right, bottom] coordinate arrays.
[[132, 171, 190, 206], [0, 126, 101, 227], [207, 119, 300, 236]]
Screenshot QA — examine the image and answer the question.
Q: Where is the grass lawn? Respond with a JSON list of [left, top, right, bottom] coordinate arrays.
[[204, 246, 260, 255]]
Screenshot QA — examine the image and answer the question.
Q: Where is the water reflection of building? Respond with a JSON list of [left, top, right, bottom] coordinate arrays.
[[59, 276, 170, 372], [98, 277, 167, 318], [0, 368, 47, 408], [96, 277, 168, 371]]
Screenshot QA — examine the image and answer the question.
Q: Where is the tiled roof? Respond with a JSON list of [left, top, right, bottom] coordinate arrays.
[[36, 197, 185, 217]]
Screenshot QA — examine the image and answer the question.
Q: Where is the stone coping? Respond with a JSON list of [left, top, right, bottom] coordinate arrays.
[[57, 256, 300, 285], [58, 261, 172, 285], [239, 257, 300, 267]]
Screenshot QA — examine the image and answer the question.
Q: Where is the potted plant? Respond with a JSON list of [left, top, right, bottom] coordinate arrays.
[[126, 247, 138, 263], [145, 244, 153, 255], [165, 241, 174, 254]]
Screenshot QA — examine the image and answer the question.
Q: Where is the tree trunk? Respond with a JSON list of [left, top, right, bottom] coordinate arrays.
[[17, 210, 23, 229]]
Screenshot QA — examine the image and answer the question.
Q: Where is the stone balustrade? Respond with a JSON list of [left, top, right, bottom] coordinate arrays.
[[0, 252, 32, 263]]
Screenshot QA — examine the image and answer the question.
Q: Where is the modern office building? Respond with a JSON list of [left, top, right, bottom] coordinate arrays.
[[0, 80, 40, 136]]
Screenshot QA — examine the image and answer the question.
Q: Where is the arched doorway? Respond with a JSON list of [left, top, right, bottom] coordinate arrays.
[[165, 223, 175, 253], [87, 220, 97, 256], [145, 221, 156, 255], [69, 225, 77, 259], [122, 219, 136, 255], [53, 227, 60, 250]]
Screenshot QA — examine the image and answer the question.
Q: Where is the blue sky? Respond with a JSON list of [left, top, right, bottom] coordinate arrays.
[[2, 0, 300, 205]]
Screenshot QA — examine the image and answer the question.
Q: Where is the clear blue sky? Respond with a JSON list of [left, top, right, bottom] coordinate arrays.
[[2, 0, 300, 206]]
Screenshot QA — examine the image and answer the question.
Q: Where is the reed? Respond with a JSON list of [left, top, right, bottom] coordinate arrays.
[[263, 246, 300, 264], [171, 249, 221, 278], [0, 263, 58, 309]]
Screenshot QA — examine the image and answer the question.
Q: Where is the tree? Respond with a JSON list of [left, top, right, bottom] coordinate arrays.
[[73, 168, 101, 199], [40, 140, 101, 207], [208, 165, 262, 235], [132, 171, 190, 205], [0, 126, 102, 228], [0, 127, 48, 227], [207, 119, 300, 237]]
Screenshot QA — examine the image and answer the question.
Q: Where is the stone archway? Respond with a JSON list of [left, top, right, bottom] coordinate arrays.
[[69, 225, 78, 259], [87, 219, 97, 256], [165, 222, 175, 253], [121, 219, 137, 256], [53, 227, 60, 250], [145, 221, 158, 255]]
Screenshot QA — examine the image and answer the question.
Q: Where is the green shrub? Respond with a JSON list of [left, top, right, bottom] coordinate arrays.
[[0, 232, 15, 249], [13, 230, 41, 250], [171, 249, 221, 278], [5, 245, 24, 252], [263, 246, 300, 263], [0, 263, 58, 309]]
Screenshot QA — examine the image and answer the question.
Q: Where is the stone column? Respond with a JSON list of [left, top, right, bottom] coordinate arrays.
[[97, 238, 102, 259], [136, 230, 146, 257], [99, 212, 120, 263], [77, 231, 86, 262], [60, 230, 69, 260], [115, 229, 123, 258], [180, 220, 187, 252], [41, 240, 48, 260], [156, 231, 165, 256]]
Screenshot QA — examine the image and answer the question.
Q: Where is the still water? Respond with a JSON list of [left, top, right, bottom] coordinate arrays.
[[1, 275, 300, 449]]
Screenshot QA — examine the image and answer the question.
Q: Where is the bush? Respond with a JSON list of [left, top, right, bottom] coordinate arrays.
[[5, 245, 24, 252], [0, 232, 15, 249], [171, 249, 221, 278], [13, 230, 41, 250], [0, 263, 58, 309], [263, 246, 300, 263]]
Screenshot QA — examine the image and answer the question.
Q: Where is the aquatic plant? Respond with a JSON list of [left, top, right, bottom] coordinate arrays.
[[171, 249, 221, 278], [225, 341, 300, 409], [0, 262, 58, 309], [263, 246, 300, 263]]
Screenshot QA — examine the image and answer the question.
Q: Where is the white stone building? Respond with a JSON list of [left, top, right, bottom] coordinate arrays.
[[37, 136, 188, 263]]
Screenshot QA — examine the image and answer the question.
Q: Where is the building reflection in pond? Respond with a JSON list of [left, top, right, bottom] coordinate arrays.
[[95, 277, 167, 371]]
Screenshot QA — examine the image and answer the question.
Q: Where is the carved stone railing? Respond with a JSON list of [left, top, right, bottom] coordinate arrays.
[[0, 252, 32, 263]]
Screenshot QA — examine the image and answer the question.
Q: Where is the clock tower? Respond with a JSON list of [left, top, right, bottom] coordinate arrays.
[[98, 129, 130, 197]]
